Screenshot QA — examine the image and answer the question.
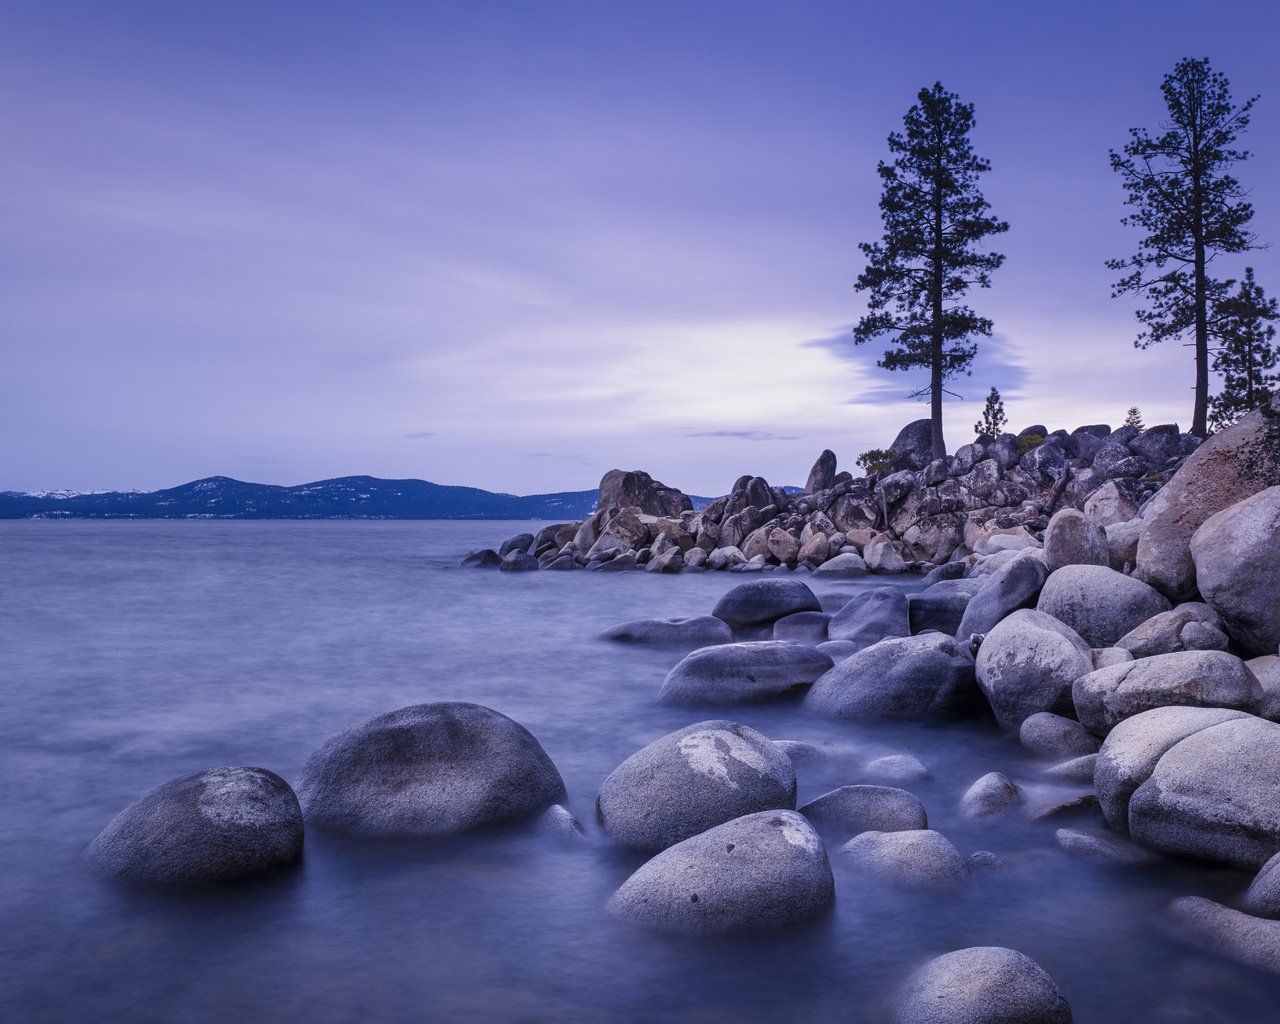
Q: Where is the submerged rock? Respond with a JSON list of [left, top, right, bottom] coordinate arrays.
[[960, 772, 1022, 819], [804, 634, 978, 720], [600, 615, 733, 645], [799, 785, 927, 838], [1054, 827, 1155, 866], [1019, 712, 1100, 759], [864, 754, 933, 783], [893, 946, 1072, 1024], [711, 579, 821, 630], [841, 829, 970, 890], [1169, 897, 1280, 976], [658, 641, 833, 706], [826, 585, 911, 650]]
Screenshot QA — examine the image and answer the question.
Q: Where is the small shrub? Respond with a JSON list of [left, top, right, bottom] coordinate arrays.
[[1124, 406, 1145, 431], [1017, 433, 1045, 455], [856, 448, 897, 476], [974, 386, 1008, 437]]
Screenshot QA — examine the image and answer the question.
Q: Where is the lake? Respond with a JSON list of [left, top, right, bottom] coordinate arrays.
[[2, 520, 1275, 1022]]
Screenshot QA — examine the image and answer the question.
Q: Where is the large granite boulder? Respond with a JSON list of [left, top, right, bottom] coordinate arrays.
[[1036, 564, 1171, 647], [1169, 897, 1280, 977], [772, 610, 831, 644], [1135, 393, 1280, 600], [826, 585, 911, 649], [1082, 480, 1140, 528], [908, 578, 986, 636], [1190, 485, 1280, 656], [954, 554, 1049, 640], [1114, 603, 1229, 658], [597, 468, 692, 518], [596, 720, 795, 853], [1072, 650, 1263, 735], [711, 579, 821, 630], [600, 615, 733, 646], [805, 449, 838, 493], [295, 703, 565, 837], [608, 810, 834, 934], [893, 946, 1072, 1024], [1245, 851, 1280, 919], [804, 634, 979, 720], [799, 785, 927, 838], [1043, 509, 1109, 573], [85, 767, 304, 884], [1019, 712, 1100, 759], [841, 829, 970, 890], [658, 642, 833, 705], [974, 609, 1093, 730], [890, 419, 936, 471]]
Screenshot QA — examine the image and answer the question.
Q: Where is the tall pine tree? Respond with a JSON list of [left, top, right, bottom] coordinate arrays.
[[854, 82, 1007, 461], [1108, 57, 1259, 438], [1209, 267, 1278, 431]]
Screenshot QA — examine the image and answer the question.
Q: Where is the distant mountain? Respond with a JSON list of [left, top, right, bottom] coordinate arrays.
[[0, 475, 721, 520]]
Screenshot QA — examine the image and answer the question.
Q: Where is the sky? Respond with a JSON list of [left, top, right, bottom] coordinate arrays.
[[3, 0, 1279, 495]]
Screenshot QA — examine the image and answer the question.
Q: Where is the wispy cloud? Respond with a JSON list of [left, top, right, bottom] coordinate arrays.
[[403, 431, 437, 439], [686, 430, 801, 441]]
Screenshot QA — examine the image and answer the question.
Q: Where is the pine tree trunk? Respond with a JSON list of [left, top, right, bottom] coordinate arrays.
[[1193, 240, 1208, 437], [930, 172, 946, 462]]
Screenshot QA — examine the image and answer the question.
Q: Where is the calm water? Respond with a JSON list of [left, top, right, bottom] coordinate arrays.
[[1, 520, 1276, 1023]]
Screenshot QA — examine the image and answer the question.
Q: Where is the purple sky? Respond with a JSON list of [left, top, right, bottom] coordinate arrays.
[[3, 1, 1278, 495]]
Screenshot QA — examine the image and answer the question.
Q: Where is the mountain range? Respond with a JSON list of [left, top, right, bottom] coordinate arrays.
[[0, 475, 723, 520]]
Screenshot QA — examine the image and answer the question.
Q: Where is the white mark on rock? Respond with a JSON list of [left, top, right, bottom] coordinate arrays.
[[776, 815, 822, 853], [197, 767, 278, 827], [678, 730, 770, 789]]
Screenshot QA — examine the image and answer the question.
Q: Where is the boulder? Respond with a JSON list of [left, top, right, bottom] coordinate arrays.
[[811, 551, 869, 576], [1036, 564, 1171, 647], [295, 703, 565, 837], [1169, 897, 1280, 976], [1128, 714, 1280, 867], [658, 642, 834, 706], [1083, 480, 1140, 527], [607, 810, 834, 935], [596, 720, 795, 853], [799, 785, 927, 838], [954, 554, 1049, 640], [890, 419, 935, 471], [1104, 519, 1142, 572], [771, 611, 831, 644], [1190, 485, 1280, 656], [805, 449, 837, 493], [1019, 712, 1100, 759], [586, 509, 648, 559], [85, 767, 304, 884], [865, 536, 908, 574], [1091, 647, 1134, 670], [960, 772, 1022, 819], [499, 550, 540, 571], [827, 586, 911, 649], [767, 527, 802, 565], [644, 546, 684, 573], [797, 532, 830, 565], [1043, 754, 1098, 784], [893, 946, 1072, 1024], [841, 829, 969, 889], [1129, 423, 1182, 467], [1072, 650, 1263, 735], [908, 578, 986, 637], [974, 609, 1093, 729], [804, 634, 979, 720], [711, 578, 821, 630], [460, 548, 501, 568], [1094, 706, 1251, 834], [864, 754, 933, 783], [498, 532, 535, 557], [1043, 509, 1109, 573], [1054, 828, 1155, 866], [1245, 850, 1280, 919], [1135, 393, 1280, 600], [597, 468, 692, 518], [1114, 603, 1229, 658], [600, 615, 733, 646], [1252, 655, 1280, 719]]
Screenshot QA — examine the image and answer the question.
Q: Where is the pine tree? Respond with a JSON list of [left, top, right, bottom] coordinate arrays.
[[855, 82, 1008, 461], [974, 386, 1007, 437], [1108, 57, 1259, 438], [1208, 268, 1279, 431], [1124, 406, 1146, 431]]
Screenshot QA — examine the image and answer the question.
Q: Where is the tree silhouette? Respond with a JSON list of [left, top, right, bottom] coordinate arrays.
[[855, 82, 1007, 461], [1208, 268, 1278, 431], [1108, 57, 1259, 438], [974, 386, 1007, 437]]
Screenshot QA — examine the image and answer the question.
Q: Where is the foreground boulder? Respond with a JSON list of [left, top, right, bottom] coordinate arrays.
[[1135, 393, 1280, 600], [1043, 508, 1109, 573], [596, 720, 795, 853], [1036, 564, 1171, 647], [1190, 485, 1280, 656], [841, 829, 970, 890], [799, 785, 927, 838], [804, 634, 978, 720], [893, 946, 1072, 1024], [1072, 650, 1263, 735], [954, 553, 1049, 640], [1114, 603, 1229, 658], [86, 767, 303, 884], [608, 810, 834, 935], [600, 615, 733, 645], [296, 703, 565, 837], [826, 586, 911, 650], [711, 579, 821, 630], [1169, 897, 1280, 976], [657, 641, 833, 705], [974, 609, 1092, 730], [1019, 712, 1100, 759]]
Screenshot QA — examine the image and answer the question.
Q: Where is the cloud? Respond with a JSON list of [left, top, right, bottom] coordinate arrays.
[[685, 430, 801, 441], [403, 431, 437, 439]]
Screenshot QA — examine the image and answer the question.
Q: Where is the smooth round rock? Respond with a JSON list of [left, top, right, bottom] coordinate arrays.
[[1169, 897, 1280, 976], [658, 641, 833, 706], [799, 785, 927, 837], [711, 579, 821, 630], [908, 578, 986, 636], [1036, 564, 1171, 648], [864, 754, 933, 783], [296, 702, 565, 837], [974, 609, 1093, 730], [1043, 508, 1109, 573], [596, 720, 795, 853], [826, 585, 911, 650], [85, 767, 303, 884], [954, 553, 1049, 639], [894, 946, 1072, 1024], [607, 810, 834, 935], [771, 610, 831, 643], [804, 634, 978, 720], [1019, 712, 1100, 759], [960, 772, 1022, 819], [841, 829, 969, 889], [1115, 603, 1229, 658], [600, 615, 733, 645], [1054, 827, 1155, 866], [1245, 850, 1280, 919]]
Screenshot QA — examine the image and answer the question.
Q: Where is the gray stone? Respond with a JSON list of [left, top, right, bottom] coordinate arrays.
[[711, 578, 821, 630], [827, 585, 911, 649], [889, 419, 935, 470], [1115, 603, 1229, 658], [804, 634, 979, 720], [645, 546, 684, 573], [607, 810, 834, 935], [498, 532, 535, 557], [894, 946, 1072, 1024], [1190, 485, 1280, 656], [1169, 897, 1280, 976], [1043, 509, 1110, 573], [1245, 850, 1280, 919], [974, 609, 1093, 730], [658, 641, 834, 706], [1104, 519, 1143, 572], [85, 767, 303, 884], [771, 610, 830, 644], [1019, 712, 1100, 759], [596, 720, 795, 853], [955, 554, 1049, 639], [1130, 423, 1182, 467], [864, 754, 933, 783], [600, 615, 733, 646], [816, 639, 860, 660], [811, 551, 869, 576], [1036, 564, 1171, 647], [1054, 827, 1155, 866], [1043, 754, 1098, 784], [1250, 655, 1280, 719], [1135, 394, 1280, 600], [499, 549, 540, 571], [597, 468, 691, 518], [920, 560, 968, 586], [460, 548, 501, 568], [1083, 480, 1140, 527], [1094, 706, 1252, 835], [1092, 647, 1134, 669], [841, 829, 969, 889], [799, 785, 927, 837], [865, 536, 908, 574], [960, 772, 1022, 818], [805, 449, 837, 493], [1072, 650, 1263, 735], [908, 578, 986, 636], [296, 702, 565, 837]]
